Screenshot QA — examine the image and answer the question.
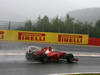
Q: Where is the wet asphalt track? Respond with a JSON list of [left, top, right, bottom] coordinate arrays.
[[0, 42, 100, 75], [0, 55, 100, 75]]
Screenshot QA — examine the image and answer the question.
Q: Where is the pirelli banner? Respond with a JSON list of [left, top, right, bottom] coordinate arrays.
[[0, 30, 88, 45]]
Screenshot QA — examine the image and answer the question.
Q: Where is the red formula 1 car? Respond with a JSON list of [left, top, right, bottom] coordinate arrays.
[[25, 46, 78, 63]]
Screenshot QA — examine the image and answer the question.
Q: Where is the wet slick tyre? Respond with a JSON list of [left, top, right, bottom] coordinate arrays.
[[66, 54, 74, 63], [40, 54, 48, 64], [25, 53, 33, 61]]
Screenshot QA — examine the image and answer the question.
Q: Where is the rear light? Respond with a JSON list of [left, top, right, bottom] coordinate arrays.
[[29, 50, 31, 52]]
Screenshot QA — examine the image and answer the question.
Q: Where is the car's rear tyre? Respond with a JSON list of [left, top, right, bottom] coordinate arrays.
[[25, 53, 33, 61], [66, 54, 74, 63]]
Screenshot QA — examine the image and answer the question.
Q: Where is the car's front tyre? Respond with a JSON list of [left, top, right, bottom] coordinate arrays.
[[66, 54, 74, 63]]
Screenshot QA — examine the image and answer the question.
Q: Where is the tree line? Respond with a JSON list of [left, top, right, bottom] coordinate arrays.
[[16, 15, 100, 38]]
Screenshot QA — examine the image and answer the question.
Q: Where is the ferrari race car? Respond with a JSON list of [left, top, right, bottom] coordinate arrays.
[[25, 46, 78, 63]]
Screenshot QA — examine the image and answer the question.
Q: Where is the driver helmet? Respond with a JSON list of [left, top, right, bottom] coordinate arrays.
[[48, 46, 53, 51]]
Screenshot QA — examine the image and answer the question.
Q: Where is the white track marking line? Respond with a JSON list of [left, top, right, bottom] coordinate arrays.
[[0, 53, 25, 55], [48, 72, 100, 75], [0, 52, 100, 57]]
